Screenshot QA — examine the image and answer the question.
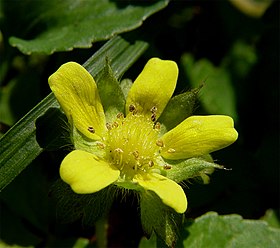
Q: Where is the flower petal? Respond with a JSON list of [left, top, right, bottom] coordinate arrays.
[[134, 173, 187, 213], [126, 58, 178, 119], [160, 115, 238, 159], [48, 62, 106, 140], [60, 150, 120, 194]]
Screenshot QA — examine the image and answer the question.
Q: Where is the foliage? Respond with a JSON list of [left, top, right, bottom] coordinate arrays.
[[139, 212, 280, 248], [6, 0, 167, 54], [0, 0, 278, 247]]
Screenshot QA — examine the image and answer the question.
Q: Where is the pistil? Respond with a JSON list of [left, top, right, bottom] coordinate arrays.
[[106, 112, 160, 179]]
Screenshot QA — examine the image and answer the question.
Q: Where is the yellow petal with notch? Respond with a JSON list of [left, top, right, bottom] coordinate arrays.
[[126, 58, 178, 119], [48, 62, 106, 140], [60, 150, 120, 194], [161, 115, 238, 159], [134, 173, 187, 213]]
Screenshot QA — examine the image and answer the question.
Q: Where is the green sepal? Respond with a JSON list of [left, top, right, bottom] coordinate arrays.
[[50, 179, 115, 226], [72, 126, 106, 158], [120, 78, 133, 99], [140, 191, 184, 247], [165, 156, 223, 184], [115, 181, 143, 191], [96, 59, 126, 123], [158, 87, 200, 133]]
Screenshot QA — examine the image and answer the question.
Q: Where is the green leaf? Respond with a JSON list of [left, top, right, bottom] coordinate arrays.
[[224, 40, 257, 78], [8, 0, 168, 54], [261, 209, 280, 229], [0, 203, 40, 247], [0, 161, 49, 246], [0, 36, 148, 191], [182, 54, 238, 120], [138, 234, 157, 248], [0, 58, 43, 130], [229, 0, 273, 18], [181, 212, 280, 248], [72, 238, 91, 248], [140, 191, 183, 247], [0, 240, 33, 248], [0, 78, 17, 127], [0, 93, 59, 192]]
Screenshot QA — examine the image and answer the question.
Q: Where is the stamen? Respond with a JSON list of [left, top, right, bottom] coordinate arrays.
[[87, 126, 95, 133], [129, 104, 136, 112], [167, 148, 176, 153], [106, 123, 112, 130], [150, 106, 157, 113], [113, 148, 124, 168], [148, 160, 154, 167], [156, 139, 164, 147], [107, 114, 160, 178], [154, 122, 161, 130], [97, 143, 105, 149], [117, 113, 124, 119], [164, 164, 172, 170], [112, 122, 119, 128], [132, 150, 139, 159]]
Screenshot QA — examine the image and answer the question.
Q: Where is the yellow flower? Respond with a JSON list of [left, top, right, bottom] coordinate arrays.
[[48, 58, 238, 214]]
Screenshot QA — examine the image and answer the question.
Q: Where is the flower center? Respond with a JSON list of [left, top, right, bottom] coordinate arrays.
[[105, 112, 160, 180]]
